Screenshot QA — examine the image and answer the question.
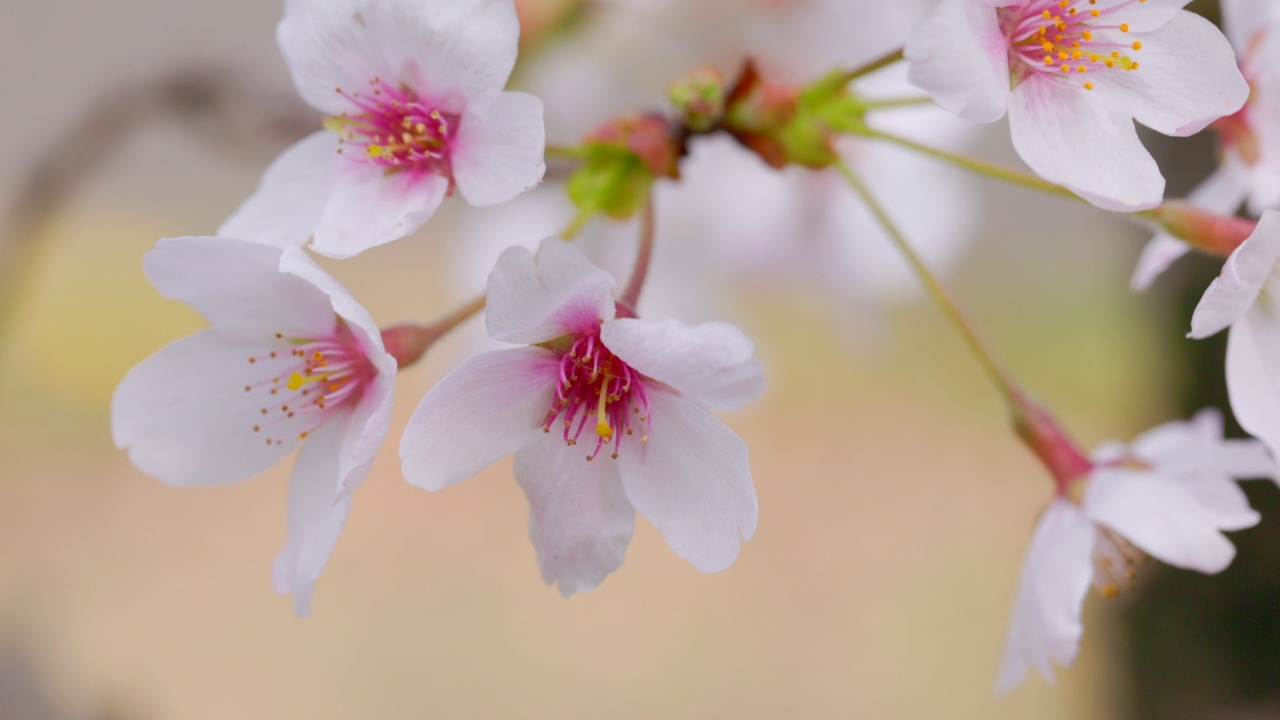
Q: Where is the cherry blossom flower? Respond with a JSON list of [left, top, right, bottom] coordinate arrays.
[[112, 237, 396, 616], [1190, 211, 1280, 461], [220, 0, 546, 259], [906, 0, 1249, 212], [998, 409, 1273, 692], [400, 238, 763, 595], [1133, 0, 1280, 290]]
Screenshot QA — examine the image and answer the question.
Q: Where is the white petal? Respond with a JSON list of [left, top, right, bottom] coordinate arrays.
[[904, 0, 1011, 123], [1189, 211, 1280, 339], [514, 439, 635, 597], [1092, 13, 1250, 137], [278, 247, 388, 359], [1131, 235, 1193, 293], [485, 239, 617, 345], [1086, 469, 1237, 573], [1131, 407, 1278, 482], [600, 318, 764, 411], [1109, 0, 1196, 33], [1008, 76, 1164, 212], [1131, 161, 1251, 292], [400, 348, 559, 491], [617, 387, 757, 573], [142, 237, 334, 340], [1226, 311, 1280, 462], [995, 500, 1095, 694], [111, 331, 297, 486], [278, 0, 519, 115], [219, 132, 337, 249], [453, 91, 546, 207], [271, 412, 357, 618], [311, 166, 450, 258]]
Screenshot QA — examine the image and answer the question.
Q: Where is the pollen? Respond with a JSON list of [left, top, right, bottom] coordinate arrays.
[[1007, 0, 1145, 89]]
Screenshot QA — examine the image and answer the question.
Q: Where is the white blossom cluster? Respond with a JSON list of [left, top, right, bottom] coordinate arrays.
[[110, 0, 1280, 694]]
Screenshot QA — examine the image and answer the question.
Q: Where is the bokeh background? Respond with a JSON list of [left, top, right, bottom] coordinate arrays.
[[2, 0, 1276, 718]]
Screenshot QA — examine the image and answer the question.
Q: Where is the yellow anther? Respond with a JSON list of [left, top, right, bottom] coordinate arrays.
[[1120, 23, 1129, 32], [1132, 41, 1142, 50], [287, 372, 328, 391], [367, 145, 385, 158]]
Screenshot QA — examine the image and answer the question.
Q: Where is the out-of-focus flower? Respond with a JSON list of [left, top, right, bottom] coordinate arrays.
[[1190, 211, 1280, 461], [1133, 0, 1280, 290], [220, 0, 545, 259], [400, 239, 763, 596], [906, 0, 1249, 212], [999, 409, 1272, 692], [112, 237, 396, 616]]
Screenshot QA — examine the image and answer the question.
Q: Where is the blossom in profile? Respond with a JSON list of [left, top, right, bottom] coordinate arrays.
[[906, 0, 1249, 212], [1190, 211, 1280, 460], [112, 237, 397, 616], [999, 409, 1272, 692], [400, 239, 763, 595], [1133, 0, 1280, 290], [220, 0, 546, 258]]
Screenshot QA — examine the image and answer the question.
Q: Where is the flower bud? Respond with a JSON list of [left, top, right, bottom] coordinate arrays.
[[668, 65, 726, 133], [567, 114, 683, 222], [1148, 202, 1258, 257]]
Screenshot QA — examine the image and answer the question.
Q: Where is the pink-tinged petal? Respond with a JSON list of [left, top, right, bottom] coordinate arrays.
[[1086, 469, 1238, 573], [1008, 76, 1164, 212], [1093, 13, 1249, 137], [143, 237, 333, 342], [219, 132, 337, 249], [617, 386, 757, 573], [271, 412, 356, 618], [513, 440, 635, 597], [1109, 0, 1195, 33], [278, 247, 386, 357], [452, 91, 546, 207], [1189, 211, 1280, 339], [400, 348, 559, 491], [1132, 162, 1250, 292], [995, 500, 1095, 694], [310, 166, 449, 259], [112, 331, 297, 486], [485, 239, 617, 345], [601, 318, 764, 411], [904, 0, 1010, 123], [278, 0, 519, 115], [1226, 311, 1280, 462]]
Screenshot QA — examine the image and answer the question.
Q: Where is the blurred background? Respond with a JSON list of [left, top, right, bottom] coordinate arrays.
[[1, 0, 1276, 718]]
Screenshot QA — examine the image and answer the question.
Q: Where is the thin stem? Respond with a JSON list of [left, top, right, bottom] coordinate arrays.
[[380, 294, 486, 369], [546, 144, 590, 159], [839, 47, 905, 84], [859, 127, 1081, 201], [834, 160, 1019, 404], [619, 195, 655, 312], [860, 96, 935, 111]]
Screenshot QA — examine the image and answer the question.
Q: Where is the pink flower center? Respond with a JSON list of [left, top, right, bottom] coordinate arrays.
[[544, 332, 652, 462], [1002, 0, 1148, 90], [243, 321, 376, 446], [325, 77, 459, 174]]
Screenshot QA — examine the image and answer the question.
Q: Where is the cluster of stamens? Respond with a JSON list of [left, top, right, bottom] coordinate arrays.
[[1005, 0, 1148, 89], [544, 333, 651, 462], [325, 77, 458, 172], [1092, 526, 1147, 597], [243, 323, 373, 447]]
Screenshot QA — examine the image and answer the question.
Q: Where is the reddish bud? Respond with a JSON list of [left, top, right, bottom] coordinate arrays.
[[1148, 202, 1257, 257], [585, 113, 682, 179], [668, 65, 726, 133]]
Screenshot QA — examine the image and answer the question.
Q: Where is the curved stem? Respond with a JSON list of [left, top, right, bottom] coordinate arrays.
[[858, 127, 1081, 201], [860, 96, 935, 111], [834, 160, 1019, 404], [380, 294, 487, 370], [839, 47, 905, 84], [546, 144, 589, 160], [619, 196, 655, 311]]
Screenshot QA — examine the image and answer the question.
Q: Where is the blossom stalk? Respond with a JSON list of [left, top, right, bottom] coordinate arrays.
[[379, 294, 487, 369]]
